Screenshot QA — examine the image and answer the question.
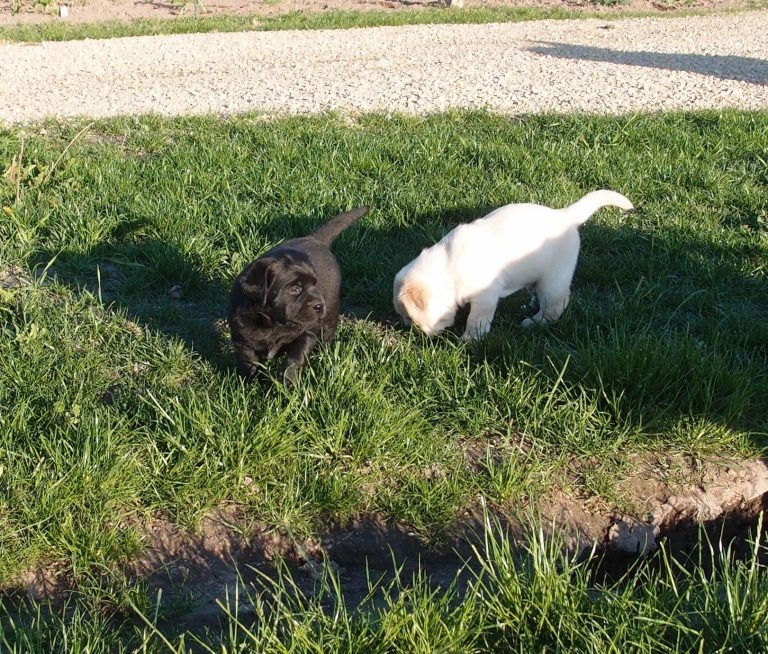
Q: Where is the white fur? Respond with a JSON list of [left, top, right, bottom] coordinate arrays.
[[393, 189, 634, 339]]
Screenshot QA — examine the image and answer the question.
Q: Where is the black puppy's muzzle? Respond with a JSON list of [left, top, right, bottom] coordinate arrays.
[[292, 291, 325, 322]]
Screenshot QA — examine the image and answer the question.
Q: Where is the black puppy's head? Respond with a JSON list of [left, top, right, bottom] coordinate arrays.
[[234, 250, 325, 327]]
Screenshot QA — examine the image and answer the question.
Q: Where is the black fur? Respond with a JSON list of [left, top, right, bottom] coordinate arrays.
[[229, 206, 368, 385]]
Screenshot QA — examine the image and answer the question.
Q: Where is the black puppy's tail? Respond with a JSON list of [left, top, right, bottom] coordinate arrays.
[[310, 206, 369, 246]]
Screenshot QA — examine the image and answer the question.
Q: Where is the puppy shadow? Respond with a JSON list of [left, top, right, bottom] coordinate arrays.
[[383, 203, 767, 443], [37, 237, 233, 372], [34, 206, 400, 381], [341, 203, 500, 329]]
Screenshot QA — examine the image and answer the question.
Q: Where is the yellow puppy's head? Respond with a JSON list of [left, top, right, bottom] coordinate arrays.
[[393, 271, 457, 336]]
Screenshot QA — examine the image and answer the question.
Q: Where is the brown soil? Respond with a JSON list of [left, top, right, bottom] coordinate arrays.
[[0, 0, 759, 27], [12, 453, 768, 634]]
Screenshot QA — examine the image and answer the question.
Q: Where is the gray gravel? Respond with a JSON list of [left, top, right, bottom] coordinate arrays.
[[2, 10, 767, 124]]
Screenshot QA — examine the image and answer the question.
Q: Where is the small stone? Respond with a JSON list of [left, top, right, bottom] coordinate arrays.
[[608, 516, 658, 556]]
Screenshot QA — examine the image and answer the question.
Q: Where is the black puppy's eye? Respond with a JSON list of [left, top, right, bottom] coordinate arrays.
[[289, 285, 302, 295]]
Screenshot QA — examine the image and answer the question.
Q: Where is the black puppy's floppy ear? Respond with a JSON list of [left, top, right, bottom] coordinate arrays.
[[240, 258, 274, 307]]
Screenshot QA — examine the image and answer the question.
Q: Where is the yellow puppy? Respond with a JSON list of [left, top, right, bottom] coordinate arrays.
[[393, 190, 633, 340]]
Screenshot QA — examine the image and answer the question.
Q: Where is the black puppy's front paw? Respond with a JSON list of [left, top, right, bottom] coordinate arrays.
[[279, 332, 318, 386], [236, 362, 260, 382], [233, 344, 263, 381], [280, 360, 301, 387]]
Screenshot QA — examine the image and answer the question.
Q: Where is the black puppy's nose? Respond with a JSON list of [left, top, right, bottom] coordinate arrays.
[[314, 303, 323, 314]]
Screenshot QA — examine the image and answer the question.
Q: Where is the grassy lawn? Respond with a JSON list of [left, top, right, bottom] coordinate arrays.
[[4, 2, 768, 43], [1, 109, 767, 649], [1, 6, 585, 43]]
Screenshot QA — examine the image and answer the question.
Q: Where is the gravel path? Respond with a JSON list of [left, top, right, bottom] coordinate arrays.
[[2, 10, 768, 124]]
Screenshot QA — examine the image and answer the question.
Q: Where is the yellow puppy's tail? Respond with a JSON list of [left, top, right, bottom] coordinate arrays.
[[561, 190, 634, 226]]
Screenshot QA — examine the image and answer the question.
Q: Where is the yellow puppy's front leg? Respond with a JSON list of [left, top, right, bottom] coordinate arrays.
[[462, 297, 498, 340]]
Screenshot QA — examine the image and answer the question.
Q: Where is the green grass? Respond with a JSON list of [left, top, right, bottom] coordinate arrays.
[[2, 7, 590, 44], [3, 515, 768, 652], [3, 1, 768, 43], [0, 109, 767, 648]]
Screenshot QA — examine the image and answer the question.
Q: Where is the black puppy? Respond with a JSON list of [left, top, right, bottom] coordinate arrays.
[[229, 206, 368, 385]]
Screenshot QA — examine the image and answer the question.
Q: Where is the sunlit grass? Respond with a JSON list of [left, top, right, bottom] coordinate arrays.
[[0, 108, 766, 649], [2, 1, 767, 43]]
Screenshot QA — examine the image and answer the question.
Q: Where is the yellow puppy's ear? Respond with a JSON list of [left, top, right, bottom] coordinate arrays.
[[401, 280, 427, 312]]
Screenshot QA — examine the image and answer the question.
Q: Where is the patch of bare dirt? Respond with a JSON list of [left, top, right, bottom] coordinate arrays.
[[0, 0, 760, 27], [0, 265, 30, 289], [8, 453, 767, 633]]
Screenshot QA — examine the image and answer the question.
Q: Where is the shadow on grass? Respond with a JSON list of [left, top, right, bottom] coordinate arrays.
[[398, 208, 768, 449], [35, 200, 768, 447], [3, 492, 767, 651], [37, 236, 233, 371], [566, 220, 767, 444], [527, 42, 768, 85], [32, 206, 419, 374]]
